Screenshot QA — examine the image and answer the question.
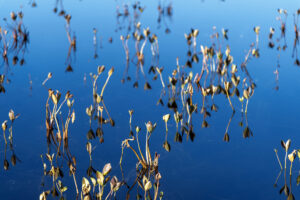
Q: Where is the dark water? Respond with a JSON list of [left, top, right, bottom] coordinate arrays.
[[0, 0, 300, 199]]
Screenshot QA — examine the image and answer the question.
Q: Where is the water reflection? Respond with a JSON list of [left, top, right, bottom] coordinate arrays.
[[64, 14, 76, 72], [146, 27, 259, 145], [0, 12, 29, 71], [120, 25, 159, 90], [292, 10, 300, 66], [157, 0, 173, 34], [0, 11, 29, 94], [1, 0, 300, 199], [115, 1, 144, 34], [53, 0, 68, 16]]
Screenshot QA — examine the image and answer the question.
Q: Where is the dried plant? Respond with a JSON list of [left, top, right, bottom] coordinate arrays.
[[120, 120, 163, 200], [86, 66, 115, 143]]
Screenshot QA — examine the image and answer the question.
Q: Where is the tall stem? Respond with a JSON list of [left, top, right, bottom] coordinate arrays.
[[100, 74, 112, 98], [73, 173, 79, 195]]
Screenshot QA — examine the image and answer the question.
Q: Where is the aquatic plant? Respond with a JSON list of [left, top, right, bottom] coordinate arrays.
[[1, 109, 20, 170], [80, 163, 122, 200], [86, 66, 115, 142], [273, 139, 300, 199], [44, 83, 75, 146], [120, 120, 163, 200]]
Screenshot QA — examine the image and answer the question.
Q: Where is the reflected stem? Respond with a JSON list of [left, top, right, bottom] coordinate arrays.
[[275, 150, 283, 170], [3, 130, 7, 145], [274, 169, 282, 187]]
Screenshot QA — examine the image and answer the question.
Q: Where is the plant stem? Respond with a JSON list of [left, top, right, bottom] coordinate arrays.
[[73, 173, 79, 195], [275, 150, 283, 170], [136, 132, 146, 163], [284, 150, 287, 170], [100, 74, 112, 98], [245, 99, 249, 114], [3, 130, 7, 145]]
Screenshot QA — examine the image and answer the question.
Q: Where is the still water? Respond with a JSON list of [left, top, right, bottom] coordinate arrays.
[[0, 0, 300, 199]]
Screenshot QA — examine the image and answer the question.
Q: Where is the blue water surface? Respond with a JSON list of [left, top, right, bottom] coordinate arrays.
[[0, 0, 300, 199]]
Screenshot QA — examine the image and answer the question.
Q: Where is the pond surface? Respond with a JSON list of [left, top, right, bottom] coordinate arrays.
[[1, 0, 300, 199]]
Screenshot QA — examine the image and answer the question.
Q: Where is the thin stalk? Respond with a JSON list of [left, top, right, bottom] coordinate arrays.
[[164, 121, 168, 132], [3, 130, 7, 145], [55, 98, 67, 115], [73, 173, 79, 195], [120, 146, 125, 181], [101, 101, 112, 122], [100, 74, 112, 98], [224, 85, 234, 112], [274, 169, 282, 186], [129, 115, 132, 125], [225, 111, 234, 134], [92, 74, 99, 98], [42, 77, 50, 85], [275, 150, 283, 170], [145, 131, 149, 164], [140, 39, 147, 56], [98, 183, 101, 200], [154, 181, 159, 200], [284, 150, 287, 170], [146, 134, 152, 166], [129, 145, 147, 169], [136, 132, 146, 163], [156, 67, 165, 88], [245, 99, 249, 114], [104, 190, 112, 200]]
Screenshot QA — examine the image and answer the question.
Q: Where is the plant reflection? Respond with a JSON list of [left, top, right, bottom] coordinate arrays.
[[157, 0, 173, 34], [115, 1, 144, 34], [0, 11, 29, 93], [292, 10, 300, 66], [64, 14, 76, 72], [53, 0, 67, 16], [120, 25, 160, 90]]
